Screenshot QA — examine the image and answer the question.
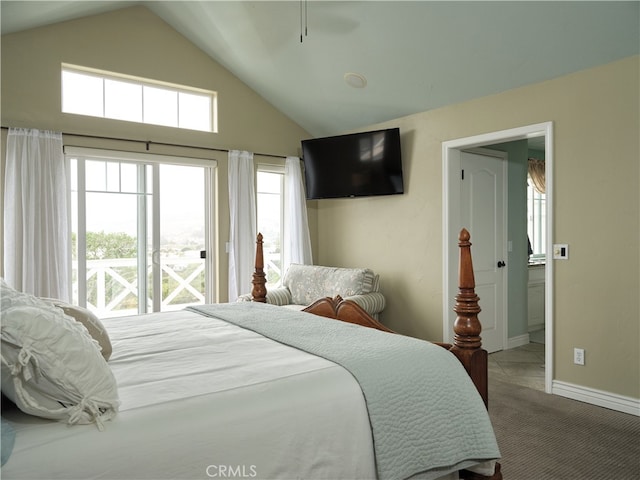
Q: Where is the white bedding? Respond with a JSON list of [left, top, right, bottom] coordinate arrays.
[[1, 308, 490, 480], [2, 309, 378, 479]]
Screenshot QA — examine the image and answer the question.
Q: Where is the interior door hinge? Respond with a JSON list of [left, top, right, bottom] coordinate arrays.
[[461, 169, 465, 180]]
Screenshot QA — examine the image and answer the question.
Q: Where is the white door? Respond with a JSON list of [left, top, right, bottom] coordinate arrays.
[[459, 149, 507, 353]]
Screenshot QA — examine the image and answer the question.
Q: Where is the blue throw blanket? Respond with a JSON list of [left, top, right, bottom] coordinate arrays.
[[1, 417, 15, 466], [189, 303, 500, 480]]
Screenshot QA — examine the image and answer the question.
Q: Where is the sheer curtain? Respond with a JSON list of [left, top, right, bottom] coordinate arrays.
[[284, 156, 313, 269], [4, 128, 70, 300], [227, 150, 256, 301]]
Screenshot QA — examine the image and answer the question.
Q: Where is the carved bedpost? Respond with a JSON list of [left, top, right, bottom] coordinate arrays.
[[453, 228, 482, 348], [251, 233, 267, 303], [450, 228, 489, 408]]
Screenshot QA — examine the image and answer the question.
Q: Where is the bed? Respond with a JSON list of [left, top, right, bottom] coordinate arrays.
[[0, 229, 501, 480]]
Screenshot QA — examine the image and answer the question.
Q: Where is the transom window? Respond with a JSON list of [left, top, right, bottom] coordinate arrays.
[[62, 64, 217, 132]]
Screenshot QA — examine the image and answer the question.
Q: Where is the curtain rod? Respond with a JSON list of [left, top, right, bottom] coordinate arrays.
[[0, 126, 288, 159]]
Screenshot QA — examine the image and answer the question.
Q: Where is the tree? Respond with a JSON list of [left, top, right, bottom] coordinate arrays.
[[73, 231, 137, 260], [72, 231, 138, 310]]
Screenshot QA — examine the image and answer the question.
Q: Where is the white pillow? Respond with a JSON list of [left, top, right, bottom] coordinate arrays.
[[41, 298, 113, 361], [0, 280, 119, 430]]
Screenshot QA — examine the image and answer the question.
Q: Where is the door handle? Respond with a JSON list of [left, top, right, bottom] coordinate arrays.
[[497, 261, 506, 268]]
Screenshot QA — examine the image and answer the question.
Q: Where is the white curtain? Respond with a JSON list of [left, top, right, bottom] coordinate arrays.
[[228, 150, 256, 301], [4, 128, 70, 300], [284, 156, 313, 269]]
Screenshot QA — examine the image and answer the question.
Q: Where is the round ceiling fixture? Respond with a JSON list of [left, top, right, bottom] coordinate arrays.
[[344, 72, 367, 89]]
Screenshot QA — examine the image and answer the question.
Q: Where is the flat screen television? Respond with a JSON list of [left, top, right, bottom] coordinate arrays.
[[301, 127, 404, 200]]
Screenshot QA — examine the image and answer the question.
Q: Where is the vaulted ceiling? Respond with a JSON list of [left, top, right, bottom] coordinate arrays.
[[2, 1, 639, 137]]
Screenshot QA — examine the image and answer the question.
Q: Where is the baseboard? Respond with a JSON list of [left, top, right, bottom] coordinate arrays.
[[507, 333, 530, 350], [552, 380, 640, 416], [528, 329, 545, 344]]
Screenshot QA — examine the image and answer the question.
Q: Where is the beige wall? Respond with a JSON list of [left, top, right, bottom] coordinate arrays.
[[312, 56, 639, 399], [0, 6, 313, 300]]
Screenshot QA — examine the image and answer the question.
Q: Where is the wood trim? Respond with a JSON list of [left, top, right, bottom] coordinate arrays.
[[303, 295, 395, 333]]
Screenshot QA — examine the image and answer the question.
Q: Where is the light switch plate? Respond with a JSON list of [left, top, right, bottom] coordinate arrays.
[[553, 244, 569, 260]]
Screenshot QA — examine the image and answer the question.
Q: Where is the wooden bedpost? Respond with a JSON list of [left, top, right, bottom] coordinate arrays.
[[251, 233, 267, 303], [455, 228, 502, 480], [450, 228, 489, 409]]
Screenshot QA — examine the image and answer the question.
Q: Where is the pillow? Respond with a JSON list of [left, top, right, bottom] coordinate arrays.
[[0, 280, 119, 430], [41, 298, 112, 361]]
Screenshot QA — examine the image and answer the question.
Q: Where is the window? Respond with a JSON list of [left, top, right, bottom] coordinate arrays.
[[527, 177, 546, 261], [68, 148, 216, 318], [62, 65, 217, 132], [257, 166, 284, 287]]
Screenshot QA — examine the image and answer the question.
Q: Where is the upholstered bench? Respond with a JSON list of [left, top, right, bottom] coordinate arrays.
[[239, 263, 386, 319]]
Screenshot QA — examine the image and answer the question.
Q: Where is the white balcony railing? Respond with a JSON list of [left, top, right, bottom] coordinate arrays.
[[74, 257, 204, 318], [74, 253, 282, 318]]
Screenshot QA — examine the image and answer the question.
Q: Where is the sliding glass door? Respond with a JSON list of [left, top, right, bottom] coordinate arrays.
[[156, 163, 208, 312], [68, 149, 215, 318]]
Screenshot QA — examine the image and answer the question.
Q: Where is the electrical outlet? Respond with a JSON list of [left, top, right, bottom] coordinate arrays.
[[574, 348, 585, 365]]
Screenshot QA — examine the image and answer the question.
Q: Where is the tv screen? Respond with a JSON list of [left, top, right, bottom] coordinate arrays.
[[301, 128, 404, 200]]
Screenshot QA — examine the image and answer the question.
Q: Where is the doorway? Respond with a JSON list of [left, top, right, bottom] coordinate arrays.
[[442, 122, 554, 393]]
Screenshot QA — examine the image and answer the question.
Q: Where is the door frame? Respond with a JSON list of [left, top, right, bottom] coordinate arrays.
[[442, 121, 554, 393]]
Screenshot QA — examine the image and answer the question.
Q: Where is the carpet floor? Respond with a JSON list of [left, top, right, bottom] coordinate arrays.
[[488, 379, 640, 479]]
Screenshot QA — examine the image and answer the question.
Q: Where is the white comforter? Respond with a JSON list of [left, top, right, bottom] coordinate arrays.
[[2, 309, 378, 479]]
